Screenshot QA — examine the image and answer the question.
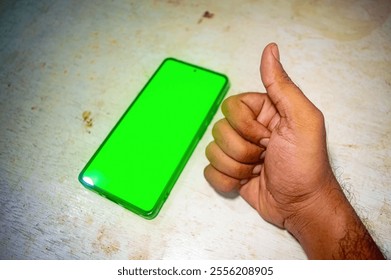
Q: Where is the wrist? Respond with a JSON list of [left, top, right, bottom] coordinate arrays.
[[285, 177, 384, 259], [285, 177, 354, 258], [284, 174, 342, 232]]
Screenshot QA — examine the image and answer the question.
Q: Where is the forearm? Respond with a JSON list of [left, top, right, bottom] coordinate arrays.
[[286, 178, 384, 260]]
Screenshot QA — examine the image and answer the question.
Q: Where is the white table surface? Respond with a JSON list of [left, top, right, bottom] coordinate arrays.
[[0, 0, 390, 259]]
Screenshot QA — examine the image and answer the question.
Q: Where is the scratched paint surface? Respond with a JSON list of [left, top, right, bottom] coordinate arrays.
[[0, 0, 390, 259]]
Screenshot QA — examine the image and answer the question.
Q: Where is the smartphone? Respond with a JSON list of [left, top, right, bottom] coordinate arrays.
[[78, 58, 229, 219]]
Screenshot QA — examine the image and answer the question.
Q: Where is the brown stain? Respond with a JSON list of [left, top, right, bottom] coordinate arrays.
[[93, 226, 120, 256], [110, 38, 118, 46], [292, 0, 391, 41], [342, 144, 359, 149], [198, 11, 214, 24], [82, 110, 93, 132], [31, 104, 43, 112], [93, 99, 105, 109], [84, 215, 94, 225], [202, 11, 214, 19], [129, 253, 149, 260], [56, 214, 67, 225], [90, 43, 100, 51]]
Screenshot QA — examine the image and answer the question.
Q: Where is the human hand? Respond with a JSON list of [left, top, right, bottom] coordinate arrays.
[[205, 43, 335, 229], [204, 43, 384, 259]]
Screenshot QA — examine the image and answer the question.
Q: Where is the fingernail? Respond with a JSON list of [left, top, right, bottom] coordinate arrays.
[[252, 164, 262, 174], [271, 43, 280, 61], [260, 151, 266, 160], [239, 179, 249, 185], [260, 138, 269, 147]]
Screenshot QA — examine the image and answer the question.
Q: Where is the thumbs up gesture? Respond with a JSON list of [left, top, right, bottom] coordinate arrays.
[[204, 43, 384, 259]]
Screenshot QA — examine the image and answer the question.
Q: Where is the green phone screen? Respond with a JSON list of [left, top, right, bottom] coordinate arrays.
[[78, 58, 229, 219]]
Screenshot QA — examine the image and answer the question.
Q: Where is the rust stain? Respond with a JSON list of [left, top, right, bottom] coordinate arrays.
[[110, 39, 118, 46], [93, 226, 120, 256], [82, 111, 93, 133], [129, 253, 149, 260], [203, 11, 214, 18], [198, 11, 214, 24]]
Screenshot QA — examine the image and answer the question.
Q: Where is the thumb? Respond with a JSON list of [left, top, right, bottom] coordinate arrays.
[[260, 43, 309, 119]]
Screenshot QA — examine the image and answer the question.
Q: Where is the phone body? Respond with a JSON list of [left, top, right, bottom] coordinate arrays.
[[78, 58, 229, 219]]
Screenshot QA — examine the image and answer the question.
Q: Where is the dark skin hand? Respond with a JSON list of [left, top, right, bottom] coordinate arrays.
[[204, 43, 384, 259]]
